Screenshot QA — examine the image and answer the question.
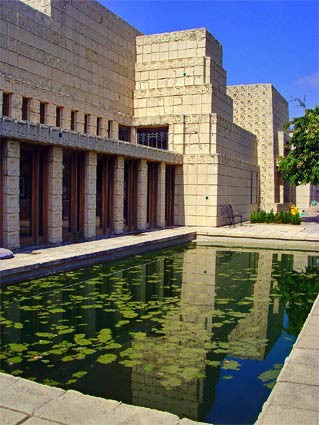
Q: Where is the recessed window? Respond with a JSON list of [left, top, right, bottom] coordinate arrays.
[[71, 110, 77, 131], [2, 92, 11, 117], [137, 127, 169, 150], [118, 125, 131, 142], [84, 114, 90, 134], [22, 97, 31, 121], [56, 106, 63, 127], [39, 102, 46, 124], [107, 120, 113, 138], [96, 117, 102, 136]]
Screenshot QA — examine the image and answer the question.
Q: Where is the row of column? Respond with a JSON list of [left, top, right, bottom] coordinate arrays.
[[2, 140, 167, 250]]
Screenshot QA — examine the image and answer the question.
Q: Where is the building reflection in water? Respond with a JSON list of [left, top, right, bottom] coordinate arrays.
[[129, 246, 310, 420], [0, 245, 315, 422]]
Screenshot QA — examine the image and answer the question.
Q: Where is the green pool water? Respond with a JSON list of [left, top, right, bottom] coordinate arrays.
[[0, 243, 318, 424]]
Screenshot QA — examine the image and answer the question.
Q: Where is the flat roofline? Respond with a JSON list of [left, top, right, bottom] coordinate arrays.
[[137, 27, 222, 48]]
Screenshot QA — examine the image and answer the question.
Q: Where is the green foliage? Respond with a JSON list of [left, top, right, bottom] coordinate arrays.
[[272, 267, 319, 336], [251, 210, 301, 225], [278, 106, 319, 185]]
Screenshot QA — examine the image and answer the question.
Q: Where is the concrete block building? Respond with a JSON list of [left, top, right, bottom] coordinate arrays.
[[0, 0, 292, 249]]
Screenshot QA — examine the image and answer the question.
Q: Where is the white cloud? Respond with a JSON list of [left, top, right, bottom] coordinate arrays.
[[296, 72, 319, 88]]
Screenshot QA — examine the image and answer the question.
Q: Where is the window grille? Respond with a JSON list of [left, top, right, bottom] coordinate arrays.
[[137, 127, 169, 150]]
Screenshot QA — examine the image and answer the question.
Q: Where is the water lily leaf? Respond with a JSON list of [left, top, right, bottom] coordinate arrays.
[[206, 360, 221, 367], [144, 364, 154, 372], [97, 328, 112, 343], [49, 308, 66, 314], [97, 353, 117, 365], [181, 367, 201, 380], [230, 311, 247, 318], [120, 359, 141, 367], [11, 369, 23, 376], [72, 371, 87, 379], [79, 348, 96, 355], [66, 379, 77, 385], [105, 342, 122, 350], [115, 320, 130, 328], [222, 360, 241, 371], [35, 332, 55, 339], [162, 376, 182, 387], [8, 343, 28, 352], [163, 365, 179, 374], [38, 340, 51, 345], [7, 356, 22, 364], [213, 348, 228, 354], [212, 322, 224, 328], [61, 355, 76, 362]]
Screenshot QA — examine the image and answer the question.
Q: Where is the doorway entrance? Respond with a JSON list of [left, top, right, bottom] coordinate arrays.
[[96, 155, 114, 235], [19, 143, 48, 246], [124, 159, 138, 232], [165, 165, 175, 226], [147, 162, 158, 228], [62, 150, 85, 240]]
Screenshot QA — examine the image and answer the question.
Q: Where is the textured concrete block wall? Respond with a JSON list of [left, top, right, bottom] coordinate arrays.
[[2, 140, 20, 249], [0, 0, 140, 132], [216, 157, 259, 224], [47, 146, 62, 243], [134, 28, 233, 122], [227, 83, 289, 211]]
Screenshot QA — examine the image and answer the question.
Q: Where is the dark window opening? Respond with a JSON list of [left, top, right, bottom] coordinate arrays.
[[2, 92, 11, 117], [40, 102, 46, 124], [84, 114, 90, 134], [22, 97, 30, 121], [118, 125, 131, 142], [137, 127, 169, 150], [107, 120, 113, 138], [71, 110, 76, 131], [56, 106, 63, 127], [97, 117, 102, 136]]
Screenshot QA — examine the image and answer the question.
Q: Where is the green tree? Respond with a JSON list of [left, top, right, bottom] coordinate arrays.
[[278, 106, 319, 185]]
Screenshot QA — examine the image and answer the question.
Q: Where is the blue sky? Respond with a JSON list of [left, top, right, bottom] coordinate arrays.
[[103, 0, 319, 119]]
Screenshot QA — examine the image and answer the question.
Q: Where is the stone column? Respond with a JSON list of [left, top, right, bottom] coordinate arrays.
[[63, 107, 71, 131], [30, 99, 40, 123], [46, 103, 56, 127], [137, 159, 147, 230], [157, 162, 166, 228], [131, 127, 137, 144], [3, 140, 20, 249], [47, 146, 63, 244], [90, 114, 97, 136], [113, 156, 124, 233], [10, 94, 22, 120], [100, 117, 108, 138], [76, 111, 85, 134], [112, 121, 119, 139], [84, 152, 97, 239]]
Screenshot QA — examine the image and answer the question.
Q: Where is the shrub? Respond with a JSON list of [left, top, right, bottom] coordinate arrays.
[[251, 210, 301, 225]]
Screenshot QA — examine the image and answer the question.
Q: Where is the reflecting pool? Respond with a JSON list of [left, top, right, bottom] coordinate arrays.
[[0, 244, 318, 424]]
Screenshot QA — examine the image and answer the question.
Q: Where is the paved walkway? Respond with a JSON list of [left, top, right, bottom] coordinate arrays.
[[256, 294, 319, 425], [0, 374, 207, 425], [0, 227, 196, 285], [199, 220, 319, 241]]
